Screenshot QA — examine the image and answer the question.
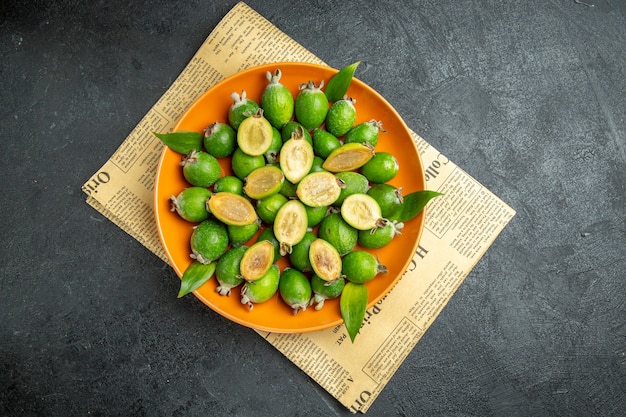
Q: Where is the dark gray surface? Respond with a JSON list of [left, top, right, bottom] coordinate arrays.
[[1, 1, 625, 416]]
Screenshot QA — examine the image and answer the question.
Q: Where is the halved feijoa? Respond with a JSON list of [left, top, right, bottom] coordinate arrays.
[[308, 238, 342, 282], [243, 165, 284, 200], [273, 199, 308, 256], [279, 129, 314, 184], [236, 108, 273, 156], [239, 240, 275, 282], [321, 142, 375, 172], [207, 192, 257, 226], [340, 193, 386, 231], [296, 171, 343, 207]]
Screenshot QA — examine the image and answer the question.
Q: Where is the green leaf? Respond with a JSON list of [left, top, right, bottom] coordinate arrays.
[[340, 282, 368, 343], [178, 261, 216, 298], [154, 131, 203, 154], [388, 190, 443, 223], [325, 61, 360, 102]]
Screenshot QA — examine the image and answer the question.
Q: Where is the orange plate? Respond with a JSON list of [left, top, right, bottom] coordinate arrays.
[[154, 62, 426, 333]]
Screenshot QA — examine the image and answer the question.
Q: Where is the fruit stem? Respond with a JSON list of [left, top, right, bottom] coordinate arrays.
[[266, 69, 283, 84]]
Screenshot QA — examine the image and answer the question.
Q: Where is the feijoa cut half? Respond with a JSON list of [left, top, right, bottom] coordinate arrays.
[[239, 240, 275, 282], [236, 108, 274, 156], [296, 171, 343, 207], [279, 129, 315, 184], [308, 238, 342, 283], [340, 193, 386, 231], [321, 142, 375, 172], [207, 192, 257, 226], [273, 199, 308, 256], [243, 165, 284, 200]]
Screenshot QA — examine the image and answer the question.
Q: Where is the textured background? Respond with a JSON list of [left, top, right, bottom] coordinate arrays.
[[1, 1, 624, 415]]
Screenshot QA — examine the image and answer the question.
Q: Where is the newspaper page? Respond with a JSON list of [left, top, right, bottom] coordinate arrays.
[[83, 2, 515, 413]]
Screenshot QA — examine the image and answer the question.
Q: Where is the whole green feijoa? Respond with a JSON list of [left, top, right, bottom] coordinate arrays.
[[204, 122, 236, 157], [325, 97, 356, 137], [228, 221, 260, 246], [289, 231, 317, 273], [295, 80, 329, 130], [360, 151, 399, 184], [312, 128, 341, 159], [318, 212, 358, 256], [213, 175, 244, 195], [261, 69, 294, 129], [240, 264, 280, 310], [189, 219, 229, 264], [341, 250, 387, 284], [215, 245, 247, 296], [309, 274, 345, 310], [304, 204, 327, 227], [344, 120, 385, 148], [256, 193, 288, 224], [170, 187, 211, 223], [281, 121, 312, 145], [231, 147, 265, 180], [256, 227, 281, 262], [366, 183, 403, 218], [180, 150, 221, 187], [228, 90, 260, 130], [334, 171, 370, 206], [358, 220, 403, 249], [279, 268, 313, 314]]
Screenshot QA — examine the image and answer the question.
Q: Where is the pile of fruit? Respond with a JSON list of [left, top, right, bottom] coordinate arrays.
[[155, 63, 438, 342]]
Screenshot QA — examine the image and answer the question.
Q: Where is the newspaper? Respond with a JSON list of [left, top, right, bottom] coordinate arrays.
[[83, 2, 515, 413]]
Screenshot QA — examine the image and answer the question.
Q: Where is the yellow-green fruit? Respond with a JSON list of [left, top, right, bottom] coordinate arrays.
[[207, 192, 258, 226], [231, 147, 265, 180], [340, 193, 386, 231], [228, 91, 260, 130], [295, 80, 329, 130], [322, 142, 375, 172], [273, 200, 308, 256], [237, 108, 274, 156], [344, 119, 384, 148], [318, 212, 358, 256], [312, 128, 341, 159], [360, 151, 399, 184], [170, 187, 211, 223], [341, 250, 387, 283], [310, 275, 345, 310], [204, 122, 236, 157], [325, 97, 356, 137], [239, 240, 275, 282], [189, 219, 229, 264], [243, 165, 284, 200], [334, 171, 370, 206], [215, 245, 247, 296], [281, 121, 312, 145], [279, 268, 312, 315], [309, 238, 342, 282], [261, 69, 294, 129], [296, 171, 343, 207], [289, 231, 317, 273], [240, 264, 280, 310], [180, 150, 221, 187], [280, 130, 315, 184]]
